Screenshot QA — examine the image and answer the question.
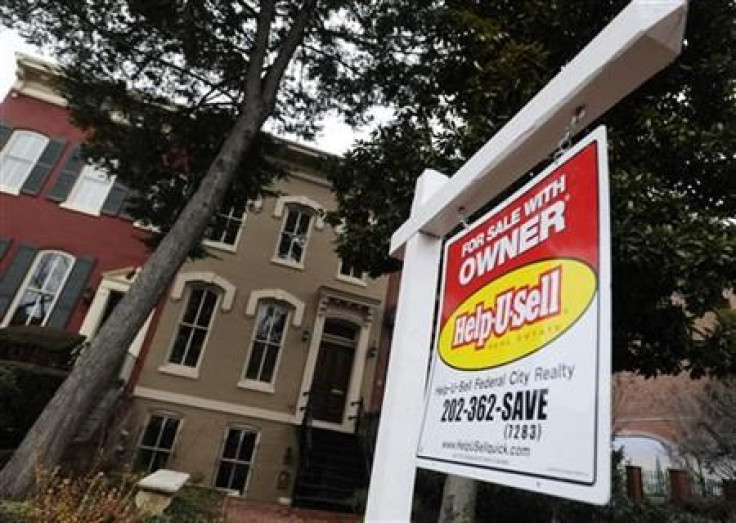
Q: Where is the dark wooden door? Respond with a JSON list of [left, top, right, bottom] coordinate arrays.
[[310, 341, 355, 423]]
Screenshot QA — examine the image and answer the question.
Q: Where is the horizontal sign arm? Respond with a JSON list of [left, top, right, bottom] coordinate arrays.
[[390, 0, 687, 258]]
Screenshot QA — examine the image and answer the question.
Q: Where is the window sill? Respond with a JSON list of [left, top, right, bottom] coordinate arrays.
[[0, 186, 21, 196], [59, 202, 102, 216], [270, 257, 305, 271], [158, 364, 199, 380], [336, 274, 368, 287], [203, 239, 238, 253], [237, 379, 275, 394]]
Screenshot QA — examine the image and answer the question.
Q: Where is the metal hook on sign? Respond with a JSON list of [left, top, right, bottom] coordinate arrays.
[[458, 207, 470, 229], [554, 105, 586, 160]]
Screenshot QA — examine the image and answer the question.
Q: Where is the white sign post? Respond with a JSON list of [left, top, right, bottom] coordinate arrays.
[[365, 1, 688, 521]]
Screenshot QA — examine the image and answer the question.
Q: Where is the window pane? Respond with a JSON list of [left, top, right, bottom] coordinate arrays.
[[159, 418, 180, 449], [169, 326, 191, 364], [183, 328, 206, 367], [135, 449, 154, 472], [231, 464, 249, 494], [29, 254, 55, 289], [0, 157, 32, 189], [215, 461, 233, 489], [284, 209, 299, 233], [323, 320, 358, 341], [206, 215, 227, 243], [268, 308, 287, 343], [238, 432, 257, 462], [260, 345, 279, 383], [223, 221, 240, 245], [9, 131, 47, 160], [68, 167, 113, 211], [182, 289, 204, 324], [255, 307, 272, 341], [9, 290, 40, 326], [150, 451, 170, 472], [295, 213, 311, 236], [140, 416, 163, 447], [245, 342, 265, 380], [277, 234, 292, 259], [223, 429, 241, 460], [44, 255, 72, 293], [197, 290, 217, 327], [290, 239, 303, 262]]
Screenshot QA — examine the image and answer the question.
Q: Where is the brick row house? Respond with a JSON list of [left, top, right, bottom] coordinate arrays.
[[1, 53, 389, 511], [0, 54, 157, 389]]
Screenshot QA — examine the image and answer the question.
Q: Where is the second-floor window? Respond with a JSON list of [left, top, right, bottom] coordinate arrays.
[[167, 287, 219, 368], [243, 302, 288, 385], [204, 202, 247, 249], [0, 130, 49, 193], [64, 165, 115, 214], [275, 207, 312, 265], [4, 251, 75, 327]]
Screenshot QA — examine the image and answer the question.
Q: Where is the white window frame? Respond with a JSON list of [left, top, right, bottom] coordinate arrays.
[[203, 203, 247, 252], [0, 130, 49, 195], [213, 426, 259, 496], [337, 260, 367, 287], [78, 268, 153, 383], [136, 412, 182, 473], [159, 285, 221, 379], [272, 205, 314, 270], [239, 301, 291, 393], [1, 250, 75, 328], [60, 164, 116, 216]]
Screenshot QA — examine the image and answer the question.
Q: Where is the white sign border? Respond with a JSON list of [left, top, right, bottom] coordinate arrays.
[[416, 125, 612, 505]]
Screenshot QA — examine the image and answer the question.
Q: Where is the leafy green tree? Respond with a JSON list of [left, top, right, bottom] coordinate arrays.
[[0, 0, 382, 496], [330, 0, 736, 378]]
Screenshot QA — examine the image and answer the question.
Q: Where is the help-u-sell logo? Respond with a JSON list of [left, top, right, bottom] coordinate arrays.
[[439, 259, 596, 370], [438, 144, 601, 371]]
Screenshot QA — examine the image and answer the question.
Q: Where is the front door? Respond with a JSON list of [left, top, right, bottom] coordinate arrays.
[[310, 319, 358, 424]]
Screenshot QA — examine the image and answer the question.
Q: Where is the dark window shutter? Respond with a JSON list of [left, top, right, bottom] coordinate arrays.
[[0, 123, 13, 151], [101, 180, 128, 216], [21, 138, 67, 196], [0, 244, 38, 321], [0, 237, 10, 262], [46, 256, 95, 329], [47, 147, 84, 202]]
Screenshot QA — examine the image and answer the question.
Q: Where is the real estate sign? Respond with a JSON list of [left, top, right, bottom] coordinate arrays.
[[416, 126, 611, 504]]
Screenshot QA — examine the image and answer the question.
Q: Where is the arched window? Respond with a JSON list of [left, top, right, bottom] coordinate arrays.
[[0, 130, 49, 193], [272, 195, 324, 268], [4, 250, 75, 327], [242, 301, 290, 388], [166, 285, 221, 369]]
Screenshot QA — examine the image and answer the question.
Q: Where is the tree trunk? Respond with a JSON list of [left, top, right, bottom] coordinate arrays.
[[0, 112, 261, 498], [438, 475, 477, 523]]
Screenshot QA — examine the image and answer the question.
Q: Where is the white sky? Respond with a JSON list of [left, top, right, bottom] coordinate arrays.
[[0, 28, 386, 156]]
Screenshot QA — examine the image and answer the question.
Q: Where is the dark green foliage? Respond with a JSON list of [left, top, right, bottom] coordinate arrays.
[[0, 1, 382, 252], [0, 364, 65, 452], [328, 0, 736, 377]]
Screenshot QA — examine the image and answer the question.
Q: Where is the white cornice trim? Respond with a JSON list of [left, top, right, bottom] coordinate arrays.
[[272, 195, 325, 230], [170, 271, 236, 311], [245, 288, 305, 327], [133, 386, 296, 424]]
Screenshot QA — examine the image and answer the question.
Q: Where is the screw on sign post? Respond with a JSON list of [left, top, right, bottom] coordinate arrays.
[[365, 1, 687, 521]]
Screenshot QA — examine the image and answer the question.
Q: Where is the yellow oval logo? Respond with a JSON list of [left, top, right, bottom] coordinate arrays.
[[439, 259, 596, 370]]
